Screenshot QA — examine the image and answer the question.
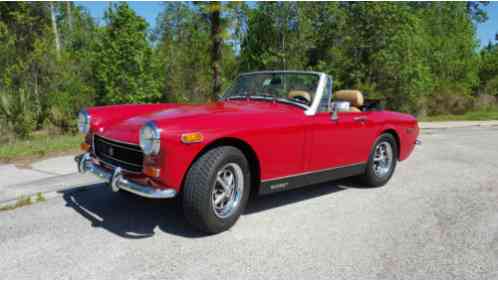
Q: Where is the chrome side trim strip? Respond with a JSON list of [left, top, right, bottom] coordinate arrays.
[[261, 162, 367, 183]]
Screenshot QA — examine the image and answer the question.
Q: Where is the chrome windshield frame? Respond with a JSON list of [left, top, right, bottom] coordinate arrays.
[[223, 70, 328, 116], [305, 72, 328, 116]]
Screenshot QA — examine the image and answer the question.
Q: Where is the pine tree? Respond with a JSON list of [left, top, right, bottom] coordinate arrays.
[[94, 2, 159, 105]]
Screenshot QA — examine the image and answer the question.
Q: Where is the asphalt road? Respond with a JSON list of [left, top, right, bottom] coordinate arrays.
[[1, 126, 497, 279]]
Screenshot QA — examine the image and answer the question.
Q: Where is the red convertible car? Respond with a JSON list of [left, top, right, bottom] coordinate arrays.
[[76, 71, 419, 233]]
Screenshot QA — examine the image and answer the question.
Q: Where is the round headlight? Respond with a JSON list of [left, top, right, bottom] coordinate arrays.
[[78, 111, 90, 134], [140, 122, 161, 155]]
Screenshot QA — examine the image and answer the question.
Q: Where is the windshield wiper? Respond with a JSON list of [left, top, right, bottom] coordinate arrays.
[[250, 94, 276, 101], [274, 97, 309, 109], [226, 94, 308, 109], [223, 95, 247, 101], [222, 90, 253, 101], [250, 95, 308, 109]]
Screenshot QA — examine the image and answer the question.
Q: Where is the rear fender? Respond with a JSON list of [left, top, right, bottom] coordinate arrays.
[[377, 123, 417, 161]]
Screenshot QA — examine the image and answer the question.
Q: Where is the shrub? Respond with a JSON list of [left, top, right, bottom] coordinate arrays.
[[483, 76, 498, 97], [427, 84, 474, 115], [47, 83, 95, 134], [0, 89, 36, 139], [473, 94, 497, 111]]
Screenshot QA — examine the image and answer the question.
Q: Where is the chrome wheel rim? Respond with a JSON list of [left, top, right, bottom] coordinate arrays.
[[373, 141, 393, 178], [211, 163, 244, 219]]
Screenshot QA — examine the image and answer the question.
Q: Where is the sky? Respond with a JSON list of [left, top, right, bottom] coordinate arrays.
[[477, 2, 498, 47], [76, 1, 163, 28], [77, 1, 498, 48]]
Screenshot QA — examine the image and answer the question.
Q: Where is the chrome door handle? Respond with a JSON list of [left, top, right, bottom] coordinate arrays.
[[353, 116, 368, 122]]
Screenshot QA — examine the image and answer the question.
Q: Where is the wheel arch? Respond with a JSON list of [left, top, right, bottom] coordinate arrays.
[[380, 128, 401, 160], [181, 137, 261, 196]]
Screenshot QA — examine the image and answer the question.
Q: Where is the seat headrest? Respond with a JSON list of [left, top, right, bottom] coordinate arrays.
[[288, 90, 312, 104], [334, 90, 364, 107]]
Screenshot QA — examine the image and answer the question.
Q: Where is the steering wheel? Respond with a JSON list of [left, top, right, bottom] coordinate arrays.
[[288, 90, 311, 105]]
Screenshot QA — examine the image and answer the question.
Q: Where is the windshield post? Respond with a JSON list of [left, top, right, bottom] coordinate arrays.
[[305, 73, 328, 116]]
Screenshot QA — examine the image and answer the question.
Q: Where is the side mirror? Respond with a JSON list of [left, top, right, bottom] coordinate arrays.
[[330, 101, 350, 121]]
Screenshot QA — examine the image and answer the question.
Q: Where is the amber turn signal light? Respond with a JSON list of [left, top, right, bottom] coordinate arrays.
[[80, 142, 90, 151], [144, 166, 161, 178], [181, 132, 203, 144]]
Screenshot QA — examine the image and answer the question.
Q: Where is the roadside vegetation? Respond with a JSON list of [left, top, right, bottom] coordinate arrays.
[[0, 2, 497, 160], [0, 131, 81, 163], [421, 109, 498, 122], [0, 193, 46, 212]]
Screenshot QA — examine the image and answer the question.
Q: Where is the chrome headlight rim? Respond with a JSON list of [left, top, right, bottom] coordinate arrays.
[[78, 110, 90, 134], [140, 121, 161, 156]]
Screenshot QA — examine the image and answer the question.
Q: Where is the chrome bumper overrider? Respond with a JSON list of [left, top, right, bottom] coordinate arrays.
[[75, 153, 176, 199], [416, 139, 422, 145]]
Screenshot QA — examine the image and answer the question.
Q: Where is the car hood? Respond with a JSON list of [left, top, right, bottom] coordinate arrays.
[[97, 100, 302, 144]]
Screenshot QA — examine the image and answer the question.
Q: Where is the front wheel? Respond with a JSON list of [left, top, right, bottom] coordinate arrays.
[[182, 146, 250, 234], [360, 133, 398, 187]]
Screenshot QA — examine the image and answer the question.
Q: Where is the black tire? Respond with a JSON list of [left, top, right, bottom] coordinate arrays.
[[361, 133, 398, 187], [182, 146, 251, 234]]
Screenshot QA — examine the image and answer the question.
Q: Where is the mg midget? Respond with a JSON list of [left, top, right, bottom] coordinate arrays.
[[75, 71, 420, 233]]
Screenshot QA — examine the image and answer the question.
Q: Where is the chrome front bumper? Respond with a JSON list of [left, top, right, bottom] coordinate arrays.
[[75, 153, 177, 199]]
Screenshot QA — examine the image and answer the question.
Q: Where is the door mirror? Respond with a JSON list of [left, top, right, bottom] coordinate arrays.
[[330, 101, 350, 121]]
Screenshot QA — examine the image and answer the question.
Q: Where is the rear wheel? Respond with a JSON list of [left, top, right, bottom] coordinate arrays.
[[361, 133, 398, 187], [182, 146, 250, 234]]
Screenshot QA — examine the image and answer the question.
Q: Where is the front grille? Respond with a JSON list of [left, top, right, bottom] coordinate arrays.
[[93, 135, 143, 173]]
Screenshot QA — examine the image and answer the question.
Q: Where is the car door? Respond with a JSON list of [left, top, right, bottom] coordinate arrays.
[[309, 111, 375, 173], [306, 78, 376, 183]]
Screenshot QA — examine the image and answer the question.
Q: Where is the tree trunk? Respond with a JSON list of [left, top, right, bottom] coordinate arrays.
[[210, 2, 222, 101], [49, 2, 61, 58], [66, 2, 73, 31]]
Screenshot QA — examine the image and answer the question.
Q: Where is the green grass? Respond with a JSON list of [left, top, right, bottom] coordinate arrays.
[[35, 192, 46, 203], [0, 132, 82, 162], [0, 195, 32, 212], [421, 110, 498, 122], [0, 193, 46, 212]]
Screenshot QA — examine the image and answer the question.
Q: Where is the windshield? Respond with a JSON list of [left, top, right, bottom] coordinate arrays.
[[222, 72, 320, 108]]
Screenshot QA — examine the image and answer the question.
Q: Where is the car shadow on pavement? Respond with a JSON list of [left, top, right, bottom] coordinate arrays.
[[61, 183, 201, 239], [61, 179, 361, 239]]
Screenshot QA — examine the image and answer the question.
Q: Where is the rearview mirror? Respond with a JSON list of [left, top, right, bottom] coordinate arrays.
[[330, 101, 350, 121]]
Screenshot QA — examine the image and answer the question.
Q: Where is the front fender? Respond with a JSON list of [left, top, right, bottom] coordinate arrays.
[[157, 130, 252, 191]]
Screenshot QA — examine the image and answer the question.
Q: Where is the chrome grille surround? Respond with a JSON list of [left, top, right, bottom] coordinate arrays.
[[93, 134, 144, 173]]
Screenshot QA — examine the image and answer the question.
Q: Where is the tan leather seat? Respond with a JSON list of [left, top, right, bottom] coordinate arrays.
[[334, 90, 364, 112], [288, 90, 312, 105]]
